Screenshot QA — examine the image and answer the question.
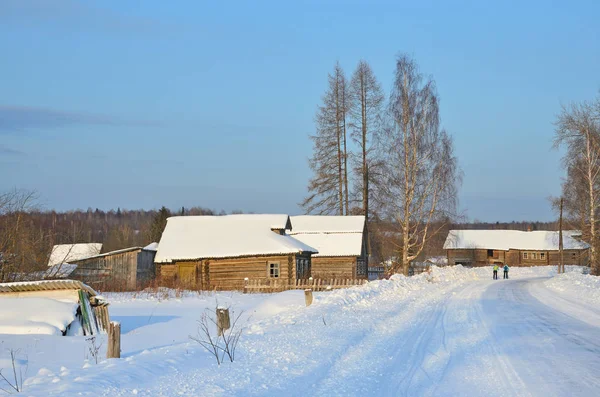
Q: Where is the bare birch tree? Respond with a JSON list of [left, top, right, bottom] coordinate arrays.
[[302, 62, 350, 215], [554, 96, 600, 275], [373, 54, 460, 275], [348, 60, 385, 221]]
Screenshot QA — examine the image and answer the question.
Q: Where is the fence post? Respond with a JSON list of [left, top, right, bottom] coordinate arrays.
[[304, 289, 313, 307], [107, 321, 121, 359], [217, 307, 231, 336]]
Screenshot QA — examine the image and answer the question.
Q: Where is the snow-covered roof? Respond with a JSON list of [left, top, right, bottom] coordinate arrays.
[[43, 263, 78, 279], [289, 215, 365, 234], [47, 243, 102, 267], [69, 246, 143, 261], [443, 230, 590, 251], [287, 216, 365, 257], [0, 279, 98, 296], [144, 242, 159, 251], [154, 215, 317, 263]]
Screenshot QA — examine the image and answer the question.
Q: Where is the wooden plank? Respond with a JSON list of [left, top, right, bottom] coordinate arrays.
[[107, 321, 121, 359]]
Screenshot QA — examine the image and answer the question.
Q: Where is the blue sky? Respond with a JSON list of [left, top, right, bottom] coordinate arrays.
[[1, 0, 598, 221]]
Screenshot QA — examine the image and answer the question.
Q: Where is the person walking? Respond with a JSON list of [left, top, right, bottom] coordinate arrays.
[[493, 263, 499, 280], [503, 264, 509, 279]]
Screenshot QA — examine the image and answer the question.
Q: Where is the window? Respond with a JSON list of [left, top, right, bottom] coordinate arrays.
[[523, 252, 528, 260], [357, 259, 367, 276], [487, 249, 494, 258], [296, 258, 310, 279], [540, 252, 546, 260], [268, 261, 280, 278], [531, 252, 537, 260]]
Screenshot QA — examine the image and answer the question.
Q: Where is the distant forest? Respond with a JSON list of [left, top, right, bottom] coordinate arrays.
[[0, 188, 561, 277]]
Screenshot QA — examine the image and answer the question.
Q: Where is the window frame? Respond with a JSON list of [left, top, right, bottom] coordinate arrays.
[[540, 252, 546, 260], [523, 252, 528, 260], [531, 252, 537, 260], [268, 261, 280, 278]]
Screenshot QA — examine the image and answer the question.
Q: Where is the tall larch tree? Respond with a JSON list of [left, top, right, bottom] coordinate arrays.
[[302, 62, 350, 215], [348, 60, 384, 221]]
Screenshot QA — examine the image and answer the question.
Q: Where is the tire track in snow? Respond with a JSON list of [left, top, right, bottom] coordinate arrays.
[[480, 278, 600, 396]]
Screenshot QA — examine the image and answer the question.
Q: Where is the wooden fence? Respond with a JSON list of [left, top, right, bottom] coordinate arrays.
[[244, 278, 368, 293]]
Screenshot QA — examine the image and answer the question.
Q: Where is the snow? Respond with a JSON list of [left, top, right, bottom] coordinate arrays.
[[425, 255, 448, 266], [287, 215, 365, 257], [154, 215, 317, 263], [0, 296, 78, 335], [47, 243, 102, 267], [443, 229, 590, 250], [288, 215, 365, 233], [43, 263, 78, 279], [286, 232, 363, 257], [3, 265, 600, 396], [143, 242, 159, 251]]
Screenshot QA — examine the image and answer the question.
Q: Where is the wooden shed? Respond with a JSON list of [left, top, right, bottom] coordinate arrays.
[[0, 279, 109, 336], [154, 214, 318, 290], [65, 246, 157, 290], [287, 215, 369, 279], [443, 229, 590, 267]]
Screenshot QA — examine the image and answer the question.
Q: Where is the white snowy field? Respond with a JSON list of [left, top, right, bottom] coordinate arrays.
[[1, 265, 599, 396]]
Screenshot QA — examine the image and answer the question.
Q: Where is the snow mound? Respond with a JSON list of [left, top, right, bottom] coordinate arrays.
[[0, 297, 78, 335], [544, 270, 600, 305]]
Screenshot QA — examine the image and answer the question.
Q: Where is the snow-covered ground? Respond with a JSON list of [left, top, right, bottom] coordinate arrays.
[[1, 265, 599, 396]]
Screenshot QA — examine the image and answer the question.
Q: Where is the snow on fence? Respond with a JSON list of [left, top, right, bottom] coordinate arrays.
[[243, 278, 368, 293]]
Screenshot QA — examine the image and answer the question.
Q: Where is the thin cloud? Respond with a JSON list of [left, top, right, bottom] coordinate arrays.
[[0, 105, 158, 134], [0, 144, 25, 156], [0, 0, 179, 36]]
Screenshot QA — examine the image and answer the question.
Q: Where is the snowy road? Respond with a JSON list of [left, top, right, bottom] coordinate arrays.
[[310, 277, 600, 397]]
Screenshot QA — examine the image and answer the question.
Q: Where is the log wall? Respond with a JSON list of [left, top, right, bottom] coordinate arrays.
[[160, 254, 310, 290], [311, 256, 359, 279]]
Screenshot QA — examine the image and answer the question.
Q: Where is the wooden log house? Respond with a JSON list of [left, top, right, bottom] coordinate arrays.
[[443, 229, 590, 267], [154, 215, 317, 290], [287, 215, 369, 279]]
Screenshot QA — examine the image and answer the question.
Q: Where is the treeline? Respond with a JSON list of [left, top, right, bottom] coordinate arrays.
[[0, 189, 229, 280]]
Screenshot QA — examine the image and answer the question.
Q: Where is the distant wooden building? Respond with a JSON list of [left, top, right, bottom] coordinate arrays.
[[287, 215, 369, 279], [154, 215, 317, 290], [65, 246, 157, 290], [443, 230, 590, 267]]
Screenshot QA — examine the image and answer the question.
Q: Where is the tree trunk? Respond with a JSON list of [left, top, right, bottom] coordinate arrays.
[[559, 197, 564, 274], [362, 78, 368, 221], [336, 83, 344, 216], [587, 136, 597, 275], [343, 108, 349, 216]]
